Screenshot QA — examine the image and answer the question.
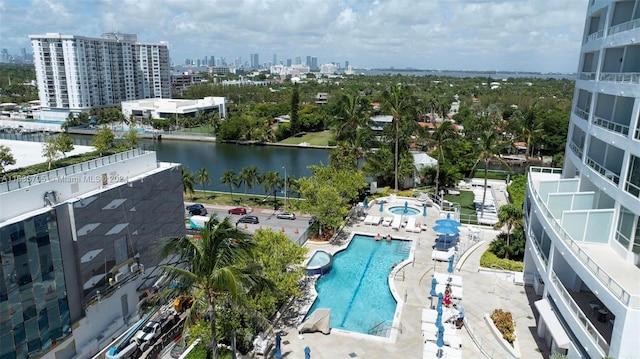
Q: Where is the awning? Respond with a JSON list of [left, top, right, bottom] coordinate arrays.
[[534, 299, 570, 349]]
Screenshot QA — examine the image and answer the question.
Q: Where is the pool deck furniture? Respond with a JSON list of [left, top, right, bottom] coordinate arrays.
[[391, 215, 402, 229], [405, 217, 416, 232], [421, 308, 459, 324], [364, 215, 374, 225], [436, 284, 463, 300], [253, 332, 273, 356], [382, 216, 393, 226], [423, 341, 462, 359], [433, 272, 463, 287], [432, 247, 455, 262]]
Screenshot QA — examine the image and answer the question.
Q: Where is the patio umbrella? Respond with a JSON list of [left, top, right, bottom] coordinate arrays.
[[433, 225, 460, 235], [423, 202, 427, 217], [379, 200, 384, 213], [274, 333, 282, 359], [304, 346, 311, 359], [364, 196, 369, 209], [435, 218, 461, 227], [435, 309, 443, 329], [437, 292, 443, 309], [436, 327, 445, 351], [430, 277, 437, 296], [404, 201, 408, 214], [447, 256, 455, 273]]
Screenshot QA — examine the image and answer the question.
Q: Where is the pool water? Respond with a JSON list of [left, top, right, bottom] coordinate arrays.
[[307, 235, 410, 336], [388, 206, 420, 215]]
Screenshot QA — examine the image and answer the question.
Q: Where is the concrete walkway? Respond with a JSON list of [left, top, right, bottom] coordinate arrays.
[[266, 195, 546, 359]]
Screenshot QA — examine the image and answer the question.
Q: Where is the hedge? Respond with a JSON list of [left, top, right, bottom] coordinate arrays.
[[480, 250, 524, 272]]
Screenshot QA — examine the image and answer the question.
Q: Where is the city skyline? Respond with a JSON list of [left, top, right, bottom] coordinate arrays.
[[0, 0, 586, 73]]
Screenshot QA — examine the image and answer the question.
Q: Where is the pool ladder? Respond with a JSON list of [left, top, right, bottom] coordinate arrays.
[[368, 320, 402, 337], [395, 241, 411, 257]]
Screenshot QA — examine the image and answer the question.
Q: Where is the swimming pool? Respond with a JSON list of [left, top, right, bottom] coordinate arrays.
[[388, 206, 420, 215], [307, 234, 410, 336]]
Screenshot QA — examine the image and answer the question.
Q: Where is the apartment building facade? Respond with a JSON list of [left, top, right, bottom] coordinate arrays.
[[523, 1, 640, 358], [29, 33, 170, 117]]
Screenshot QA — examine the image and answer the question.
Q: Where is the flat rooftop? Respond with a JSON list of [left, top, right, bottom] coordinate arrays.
[[1, 139, 95, 172]]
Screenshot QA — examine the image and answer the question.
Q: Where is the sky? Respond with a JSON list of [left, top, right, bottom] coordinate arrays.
[[0, 0, 588, 73]]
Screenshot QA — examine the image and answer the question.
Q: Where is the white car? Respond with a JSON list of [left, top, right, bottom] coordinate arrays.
[[276, 212, 296, 220]]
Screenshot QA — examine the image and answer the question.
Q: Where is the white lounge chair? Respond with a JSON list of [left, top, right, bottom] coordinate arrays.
[[391, 215, 402, 230], [433, 272, 463, 287], [363, 215, 374, 225], [372, 216, 382, 225], [405, 217, 416, 232], [436, 284, 463, 299], [382, 217, 393, 226], [253, 332, 272, 356]]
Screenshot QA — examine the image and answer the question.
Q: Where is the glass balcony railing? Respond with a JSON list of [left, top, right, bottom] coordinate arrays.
[[579, 72, 596, 81], [607, 18, 640, 36], [549, 270, 609, 355], [592, 115, 630, 136], [569, 141, 584, 158], [528, 230, 548, 266], [573, 107, 589, 120], [625, 181, 640, 199], [585, 157, 620, 184], [599, 72, 640, 84], [528, 167, 639, 309]]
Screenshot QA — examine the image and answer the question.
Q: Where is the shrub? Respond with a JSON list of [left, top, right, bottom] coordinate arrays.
[[489, 230, 525, 262], [490, 309, 516, 343], [480, 250, 524, 272]]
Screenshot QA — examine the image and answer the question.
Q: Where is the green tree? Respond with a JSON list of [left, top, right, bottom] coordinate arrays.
[[196, 168, 211, 196], [42, 136, 61, 170], [429, 120, 456, 193], [159, 216, 272, 359], [290, 82, 300, 135], [0, 144, 16, 175], [493, 204, 524, 259], [55, 133, 74, 158], [124, 128, 140, 149], [182, 166, 196, 200], [471, 130, 510, 217], [92, 127, 116, 156], [331, 93, 371, 141], [220, 170, 237, 201], [261, 171, 283, 208]]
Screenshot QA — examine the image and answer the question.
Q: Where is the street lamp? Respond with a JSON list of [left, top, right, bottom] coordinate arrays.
[[282, 166, 287, 209]]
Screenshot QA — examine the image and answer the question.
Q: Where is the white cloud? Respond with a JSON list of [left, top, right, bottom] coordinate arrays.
[[0, 0, 587, 72]]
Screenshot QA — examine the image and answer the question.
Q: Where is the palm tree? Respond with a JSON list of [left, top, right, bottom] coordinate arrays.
[[220, 170, 237, 202], [522, 102, 541, 159], [471, 130, 510, 218], [182, 166, 196, 200], [159, 216, 272, 359], [245, 165, 260, 199], [238, 167, 252, 200], [331, 93, 371, 141], [430, 120, 456, 195], [381, 84, 416, 192], [196, 168, 211, 197], [493, 204, 524, 259], [261, 171, 282, 207]]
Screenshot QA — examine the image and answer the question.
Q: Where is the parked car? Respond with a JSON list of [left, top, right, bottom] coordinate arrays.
[[308, 216, 317, 225], [228, 207, 247, 215], [237, 215, 259, 224], [186, 204, 207, 215], [277, 212, 296, 220]]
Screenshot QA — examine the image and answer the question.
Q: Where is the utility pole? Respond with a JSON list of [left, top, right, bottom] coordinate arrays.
[[283, 166, 287, 209]]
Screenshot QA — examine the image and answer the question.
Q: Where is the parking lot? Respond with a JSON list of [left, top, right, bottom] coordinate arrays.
[[185, 202, 312, 245]]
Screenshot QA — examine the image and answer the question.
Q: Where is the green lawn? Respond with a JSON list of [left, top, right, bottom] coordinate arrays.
[[278, 130, 333, 146], [444, 190, 476, 216], [186, 190, 304, 211], [178, 125, 215, 134]]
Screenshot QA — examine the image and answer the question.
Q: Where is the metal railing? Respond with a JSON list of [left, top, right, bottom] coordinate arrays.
[[528, 168, 638, 308], [592, 116, 630, 136], [585, 157, 620, 185], [569, 141, 583, 158], [464, 317, 514, 359], [549, 270, 609, 354], [584, 29, 604, 43], [528, 231, 548, 266], [599, 72, 640, 84], [607, 18, 640, 36], [573, 107, 589, 120], [579, 72, 596, 81], [624, 180, 640, 199]]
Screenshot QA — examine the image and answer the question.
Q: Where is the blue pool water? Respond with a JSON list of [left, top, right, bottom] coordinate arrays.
[[31, 119, 64, 124], [388, 206, 420, 215], [307, 235, 410, 336]]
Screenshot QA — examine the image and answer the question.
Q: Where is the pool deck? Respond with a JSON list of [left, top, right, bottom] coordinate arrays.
[[268, 192, 547, 358]]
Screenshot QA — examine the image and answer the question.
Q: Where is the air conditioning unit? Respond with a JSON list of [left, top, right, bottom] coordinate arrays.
[[114, 272, 126, 283], [130, 263, 139, 273]]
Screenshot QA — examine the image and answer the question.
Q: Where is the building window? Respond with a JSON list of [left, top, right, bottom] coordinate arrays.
[[616, 205, 634, 248]]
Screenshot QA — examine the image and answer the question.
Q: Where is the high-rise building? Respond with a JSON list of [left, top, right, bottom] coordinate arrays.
[[306, 56, 311, 67], [310, 56, 318, 70], [272, 53, 277, 66], [345, 60, 349, 69], [295, 56, 301, 65], [286, 58, 292, 67], [29, 32, 171, 116], [0, 145, 185, 359], [209, 55, 215, 66], [251, 53, 259, 69], [523, 1, 640, 358]]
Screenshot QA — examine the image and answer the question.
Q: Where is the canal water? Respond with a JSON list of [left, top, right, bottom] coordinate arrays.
[[1, 132, 330, 193]]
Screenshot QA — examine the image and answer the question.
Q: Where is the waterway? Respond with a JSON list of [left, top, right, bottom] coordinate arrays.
[[1, 132, 330, 193]]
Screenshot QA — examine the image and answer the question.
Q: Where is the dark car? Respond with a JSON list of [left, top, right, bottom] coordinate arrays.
[[186, 204, 207, 215], [308, 216, 317, 225], [276, 212, 296, 220], [228, 207, 247, 215], [237, 215, 259, 224]]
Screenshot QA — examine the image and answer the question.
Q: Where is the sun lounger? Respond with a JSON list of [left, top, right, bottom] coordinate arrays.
[[432, 248, 455, 262], [433, 272, 463, 287], [253, 332, 272, 356], [382, 216, 393, 226], [364, 215, 374, 225], [421, 308, 459, 324], [436, 284, 463, 299], [405, 217, 416, 232], [391, 215, 402, 230], [371, 216, 381, 225]]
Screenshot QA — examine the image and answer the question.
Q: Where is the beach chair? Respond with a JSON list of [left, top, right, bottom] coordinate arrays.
[[405, 217, 416, 232], [382, 217, 393, 226], [391, 215, 402, 230]]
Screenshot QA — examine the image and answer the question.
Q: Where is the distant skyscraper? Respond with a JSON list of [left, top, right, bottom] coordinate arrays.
[[210, 55, 215, 66], [273, 53, 277, 66], [251, 53, 259, 68], [306, 55, 311, 66], [197, 59, 201, 67], [295, 56, 301, 65], [286, 58, 292, 67], [345, 60, 349, 68], [311, 56, 318, 70], [30, 32, 171, 111]]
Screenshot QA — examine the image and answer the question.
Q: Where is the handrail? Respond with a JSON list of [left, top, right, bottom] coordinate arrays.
[[528, 169, 638, 308], [549, 270, 609, 354], [573, 107, 589, 120], [599, 72, 640, 84], [584, 29, 604, 43], [368, 320, 393, 335], [584, 157, 620, 184], [579, 72, 596, 81], [569, 141, 583, 158], [592, 115, 630, 136], [607, 18, 640, 36]]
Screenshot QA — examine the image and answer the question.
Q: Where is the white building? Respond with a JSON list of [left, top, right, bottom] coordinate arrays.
[[121, 96, 226, 120], [523, 1, 640, 358], [0, 144, 185, 359], [29, 32, 171, 120], [319, 63, 338, 75]]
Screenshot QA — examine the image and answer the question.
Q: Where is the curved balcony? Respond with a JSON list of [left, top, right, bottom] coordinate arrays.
[[607, 18, 640, 36], [591, 116, 630, 136], [599, 72, 640, 84]]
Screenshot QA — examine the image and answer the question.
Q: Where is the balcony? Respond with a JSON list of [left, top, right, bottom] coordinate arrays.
[[599, 72, 640, 84], [569, 141, 584, 158], [573, 107, 589, 121], [607, 18, 640, 36], [528, 167, 640, 309], [592, 115, 630, 136], [548, 270, 609, 356], [584, 29, 604, 44], [585, 157, 620, 185], [579, 72, 596, 81]]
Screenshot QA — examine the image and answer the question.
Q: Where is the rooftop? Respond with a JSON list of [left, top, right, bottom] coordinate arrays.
[[0, 139, 94, 172]]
